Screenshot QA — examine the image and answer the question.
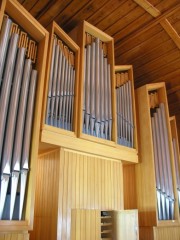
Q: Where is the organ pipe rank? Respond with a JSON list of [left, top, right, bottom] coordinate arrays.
[[83, 33, 112, 140], [150, 92, 175, 220], [0, 15, 37, 220], [46, 34, 75, 131], [170, 117, 180, 213], [115, 71, 134, 148]]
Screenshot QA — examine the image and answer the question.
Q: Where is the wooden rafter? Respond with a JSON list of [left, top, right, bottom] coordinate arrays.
[[133, 0, 161, 17], [160, 19, 180, 49]]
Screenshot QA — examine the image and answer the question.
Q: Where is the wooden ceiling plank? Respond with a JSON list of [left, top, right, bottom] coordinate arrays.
[[167, 9, 180, 25], [63, 0, 109, 32], [156, 69, 180, 85], [136, 69, 180, 89], [113, 12, 153, 43], [35, 0, 57, 21], [160, 18, 180, 49], [133, 0, 161, 17], [86, 0, 127, 26], [95, 0, 137, 31], [53, 0, 90, 28], [168, 101, 180, 113], [115, 28, 169, 61], [29, 0, 50, 18], [22, 0, 38, 11], [135, 58, 180, 88], [37, 0, 72, 27], [173, 21, 180, 35], [117, 3, 180, 45], [167, 85, 180, 95], [115, 24, 163, 57], [120, 39, 176, 68], [156, 0, 180, 14], [105, 6, 146, 36], [134, 49, 180, 79]]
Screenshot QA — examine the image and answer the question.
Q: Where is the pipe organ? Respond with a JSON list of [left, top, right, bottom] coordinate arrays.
[[0, 1, 179, 240]]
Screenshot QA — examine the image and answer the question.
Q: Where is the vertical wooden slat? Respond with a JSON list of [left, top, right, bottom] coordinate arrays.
[[86, 209, 91, 240], [101, 157, 105, 209], [105, 159, 109, 209], [116, 161, 121, 210], [75, 210, 81, 240], [71, 152, 76, 209], [83, 155, 88, 208], [87, 156, 91, 208], [110, 161, 114, 209], [79, 154, 84, 208], [61, 151, 68, 240], [98, 157, 102, 209], [91, 157, 95, 209], [67, 151, 72, 240], [31, 149, 60, 240], [57, 149, 65, 240], [94, 157, 98, 209], [75, 153, 80, 209], [113, 161, 118, 210], [70, 209, 76, 240]]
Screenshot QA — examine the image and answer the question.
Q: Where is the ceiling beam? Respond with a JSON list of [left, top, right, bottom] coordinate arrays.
[[133, 0, 161, 17], [160, 19, 180, 49]]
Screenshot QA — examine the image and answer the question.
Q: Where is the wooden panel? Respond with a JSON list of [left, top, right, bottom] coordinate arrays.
[[123, 164, 137, 209], [153, 226, 180, 240], [57, 149, 123, 239], [0, 232, 29, 240], [71, 209, 100, 240], [139, 227, 154, 240], [31, 148, 123, 240], [113, 210, 139, 240], [30, 149, 60, 240]]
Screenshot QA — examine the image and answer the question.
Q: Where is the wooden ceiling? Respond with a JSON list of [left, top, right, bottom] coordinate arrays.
[[18, 0, 180, 139]]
